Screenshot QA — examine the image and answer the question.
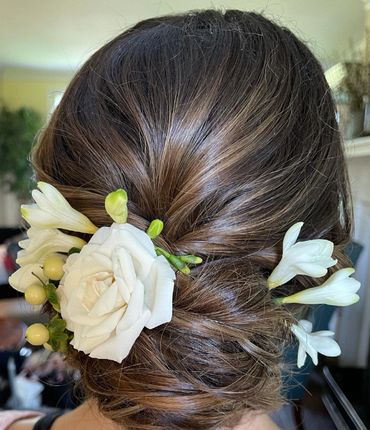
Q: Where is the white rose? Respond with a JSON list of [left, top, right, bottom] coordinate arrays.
[[58, 222, 176, 363]]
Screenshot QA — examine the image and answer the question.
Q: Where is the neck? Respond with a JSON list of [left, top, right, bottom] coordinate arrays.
[[53, 399, 279, 430], [53, 399, 125, 430]]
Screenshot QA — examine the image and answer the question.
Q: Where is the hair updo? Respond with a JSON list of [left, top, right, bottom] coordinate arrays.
[[31, 9, 352, 430]]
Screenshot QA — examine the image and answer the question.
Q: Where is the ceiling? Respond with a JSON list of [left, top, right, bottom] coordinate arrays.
[[0, 0, 365, 72]]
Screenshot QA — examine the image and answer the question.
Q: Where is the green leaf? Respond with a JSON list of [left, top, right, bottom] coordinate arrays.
[[53, 332, 68, 342], [49, 332, 69, 353], [68, 247, 81, 255], [45, 283, 61, 312], [49, 337, 59, 351], [48, 315, 66, 334], [46, 315, 71, 353], [57, 339, 69, 353]]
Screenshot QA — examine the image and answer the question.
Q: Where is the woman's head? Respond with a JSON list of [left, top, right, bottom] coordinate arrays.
[[31, 9, 351, 430]]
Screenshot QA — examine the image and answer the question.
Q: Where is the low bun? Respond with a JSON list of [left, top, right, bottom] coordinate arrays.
[[31, 8, 351, 430], [69, 260, 290, 429]]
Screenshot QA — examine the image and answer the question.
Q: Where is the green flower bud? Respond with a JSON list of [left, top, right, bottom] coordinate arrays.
[[105, 189, 128, 224], [146, 219, 164, 239], [178, 255, 203, 264], [155, 247, 190, 274], [168, 254, 188, 272]]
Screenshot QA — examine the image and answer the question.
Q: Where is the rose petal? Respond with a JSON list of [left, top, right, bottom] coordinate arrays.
[[115, 228, 156, 279], [116, 279, 147, 332], [114, 277, 131, 303], [144, 255, 176, 329], [89, 281, 124, 317], [89, 308, 151, 362], [113, 248, 136, 292], [71, 331, 111, 354], [116, 223, 156, 257], [85, 307, 126, 337]]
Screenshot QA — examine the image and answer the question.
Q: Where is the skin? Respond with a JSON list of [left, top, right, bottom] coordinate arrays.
[[7, 399, 281, 430]]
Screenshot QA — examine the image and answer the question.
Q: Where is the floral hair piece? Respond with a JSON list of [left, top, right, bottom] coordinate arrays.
[[9, 184, 361, 368], [269, 222, 361, 368], [9, 182, 202, 363]]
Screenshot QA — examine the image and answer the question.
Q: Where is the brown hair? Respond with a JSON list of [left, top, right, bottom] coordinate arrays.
[[31, 9, 352, 430]]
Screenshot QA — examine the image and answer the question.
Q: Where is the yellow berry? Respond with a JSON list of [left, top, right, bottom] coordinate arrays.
[[43, 255, 65, 280], [26, 323, 50, 346], [24, 284, 47, 305]]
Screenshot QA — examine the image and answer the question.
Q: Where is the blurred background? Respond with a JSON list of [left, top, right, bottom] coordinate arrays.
[[0, 1, 369, 429]]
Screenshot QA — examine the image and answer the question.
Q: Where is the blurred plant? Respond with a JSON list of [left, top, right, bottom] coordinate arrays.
[[340, 62, 368, 111], [337, 34, 370, 111], [0, 104, 42, 199]]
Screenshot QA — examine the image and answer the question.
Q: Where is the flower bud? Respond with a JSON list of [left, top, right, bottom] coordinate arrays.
[[146, 219, 164, 239], [178, 254, 203, 264], [105, 189, 128, 223], [43, 254, 65, 280], [24, 284, 47, 305], [21, 181, 98, 234], [26, 323, 50, 346]]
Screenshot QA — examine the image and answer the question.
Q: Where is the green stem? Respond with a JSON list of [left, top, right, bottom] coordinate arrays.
[[178, 254, 203, 264], [273, 297, 285, 305], [155, 247, 190, 274]]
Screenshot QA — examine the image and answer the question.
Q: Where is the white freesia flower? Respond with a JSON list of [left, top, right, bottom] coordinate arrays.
[[279, 268, 361, 306], [16, 227, 86, 266], [58, 222, 176, 363], [267, 222, 337, 289], [8, 263, 47, 293], [21, 181, 98, 234], [291, 319, 341, 368]]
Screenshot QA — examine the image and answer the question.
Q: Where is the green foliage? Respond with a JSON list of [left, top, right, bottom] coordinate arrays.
[[47, 315, 71, 353], [68, 247, 81, 255], [340, 62, 368, 111], [178, 254, 203, 264], [45, 282, 61, 312], [0, 104, 43, 198], [155, 246, 190, 274]]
